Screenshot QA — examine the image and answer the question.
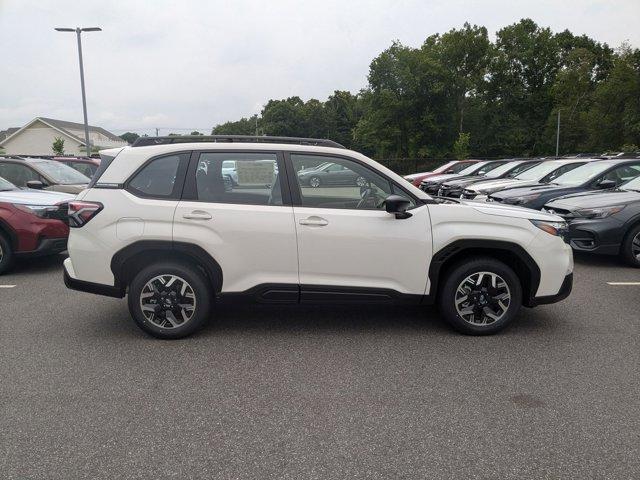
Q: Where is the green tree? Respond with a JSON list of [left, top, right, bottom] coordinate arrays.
[[453, 132, 471, 159], [52, 137, 65, 155], [119, 132, 140, 144], [213, 115, 260, 135]]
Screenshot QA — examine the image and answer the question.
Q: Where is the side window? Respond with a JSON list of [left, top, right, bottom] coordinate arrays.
[[0, 163, 41, 187], [72, 162, 96, 178], [195, 152, 282, 206], [543, 163, 582, 183], [598, 164, 640, 185], [291, 154, 414, 210], [451, 162, 473, 173], [128, 153, 188, 198]]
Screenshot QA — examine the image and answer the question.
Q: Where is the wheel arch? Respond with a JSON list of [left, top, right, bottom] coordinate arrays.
[[428, 240, 541, 307], [0, 219, 17, 250], [110, 241, 223, 294]]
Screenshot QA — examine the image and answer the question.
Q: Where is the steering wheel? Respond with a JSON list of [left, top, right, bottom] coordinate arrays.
[[356, 186, 385, 209]]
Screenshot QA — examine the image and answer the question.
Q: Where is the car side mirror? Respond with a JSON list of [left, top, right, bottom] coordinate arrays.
[[383, 194, 412, 219], [26, 180, 45, 190], [596, 179, 616, 189]]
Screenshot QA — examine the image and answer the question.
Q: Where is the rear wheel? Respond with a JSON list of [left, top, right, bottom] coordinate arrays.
[[0, 233, 13, 275], [621, 224, 640, 268], [309, 176, 321, 188], [438, 257, 522, 335], [128, 262, 212, 339]]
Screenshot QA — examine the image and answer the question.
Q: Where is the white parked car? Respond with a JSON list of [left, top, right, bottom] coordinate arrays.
[[63, 136, 573, 339]]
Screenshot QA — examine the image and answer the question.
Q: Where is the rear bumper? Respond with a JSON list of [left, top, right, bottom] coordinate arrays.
[[63, 257, 124, 298], [528, 273, 573, 306]]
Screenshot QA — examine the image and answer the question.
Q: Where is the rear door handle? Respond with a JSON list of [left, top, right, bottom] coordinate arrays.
[[299, 216, 328, 227], [183, 210, 212, 220]]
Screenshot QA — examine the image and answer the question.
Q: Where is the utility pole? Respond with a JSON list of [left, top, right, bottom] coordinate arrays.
[[555, 110, 561, 158], [156, 128, 159, 137], [55, 27, 101, 155]]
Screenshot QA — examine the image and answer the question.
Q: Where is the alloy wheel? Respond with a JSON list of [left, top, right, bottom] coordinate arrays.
[[356, 176, 367, 187], [632, 232, 640, 260], [139, 274, 196, 329], [309, 177, 321, 188], [454, 271, 511, 326]]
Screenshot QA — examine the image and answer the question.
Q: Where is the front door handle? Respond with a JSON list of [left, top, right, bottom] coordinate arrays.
[[183, 210, 212, 220], [299, 216, 328, 227]]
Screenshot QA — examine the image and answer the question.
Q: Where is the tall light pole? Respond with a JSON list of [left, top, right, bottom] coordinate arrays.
[[555, 109, 561, 158], [55, 27, 101, 155]]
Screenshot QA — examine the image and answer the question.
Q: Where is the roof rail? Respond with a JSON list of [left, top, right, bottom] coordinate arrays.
[[131, 135, 345, 149]]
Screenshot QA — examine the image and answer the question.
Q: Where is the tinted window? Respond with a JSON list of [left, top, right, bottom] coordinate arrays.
[[598, 164, 640, 185], [32, 160, 90, 185], [450, 162, 474, 173], [475, 162, 505, 176], [128, 153, 187, 198], [195, 153, 282, 206], [0, 163, 42, 187], [292, 154, 414, 210], [70, 162, 97, 177], [0, 176, 17, 191]]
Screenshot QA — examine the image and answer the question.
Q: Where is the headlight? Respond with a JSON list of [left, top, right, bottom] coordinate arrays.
[[511, 193, 541, 204], [575, 205, 625, 219], [13, 204, 59, 218], [530, 219, 568, 238]]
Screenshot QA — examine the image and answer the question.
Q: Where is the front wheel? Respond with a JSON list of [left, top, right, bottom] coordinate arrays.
[[438, 257, 522, 335], [0, 233, 13, 275], [309, 176, 321, 188], [621, 224, 640, 268], [128, 262, 212, 339]]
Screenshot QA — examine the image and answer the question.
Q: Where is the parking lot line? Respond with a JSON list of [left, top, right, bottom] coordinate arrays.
[[0, 285, 16, 288], [607, 282, 640, 286]]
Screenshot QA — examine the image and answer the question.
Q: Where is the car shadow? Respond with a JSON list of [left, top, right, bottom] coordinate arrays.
[[573, 251, 637, 270], [5, 253, 66, 276]]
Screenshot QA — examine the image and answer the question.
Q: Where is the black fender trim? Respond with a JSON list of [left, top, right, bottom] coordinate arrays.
[[0, 218, 18, 249], [427, 239, 542, 307], [110, 240, 223, 292], [64, 268, 125, 298]]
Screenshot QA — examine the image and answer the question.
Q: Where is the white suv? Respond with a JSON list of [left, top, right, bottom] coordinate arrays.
[[63, 136, 573, 339]]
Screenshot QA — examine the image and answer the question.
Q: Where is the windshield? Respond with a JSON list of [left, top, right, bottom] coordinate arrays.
[[32, 160, 90, 185], [553, 162, 615, 186], [484, 162, 522, 178], [475, 162, 506, 176], [516, 161, 564, 181], [622, 175, 640, 191], [0, 176, 17, 191], [458, 162, 488, 176]]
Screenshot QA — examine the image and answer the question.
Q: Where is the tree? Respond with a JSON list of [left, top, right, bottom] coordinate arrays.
[[212, 115, 260, 135], [453, 132, 471, 159], [52, 137, 65, 155], [119, 132, 140, 144]]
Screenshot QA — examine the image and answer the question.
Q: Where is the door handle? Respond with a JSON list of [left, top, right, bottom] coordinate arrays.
[[299, 216, 328, 227], [183, 210, 212, 220]]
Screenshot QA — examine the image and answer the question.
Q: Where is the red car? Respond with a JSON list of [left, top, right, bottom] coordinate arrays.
[[0, 176, 73, 274], [52, 156, 101, 178], [404, 160, 481, 187]]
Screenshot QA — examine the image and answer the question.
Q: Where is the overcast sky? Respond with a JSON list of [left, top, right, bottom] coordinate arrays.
[[1, 0, 639, 136]]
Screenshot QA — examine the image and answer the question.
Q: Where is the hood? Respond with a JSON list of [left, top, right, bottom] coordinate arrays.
[[545, 189, 640, 210], [466, 178, 536, 193], [47, 184, 86, 194], [440, 175, 486, 188], [464, 200, 564, 222], [0, 189, 75, 206], [490, 183, 565, 199], [420, 173, 460, 184]]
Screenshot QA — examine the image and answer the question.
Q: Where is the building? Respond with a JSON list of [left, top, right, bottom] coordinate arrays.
[[0, 117, 127, 155]]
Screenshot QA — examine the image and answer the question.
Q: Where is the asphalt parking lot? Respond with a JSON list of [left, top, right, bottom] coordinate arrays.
[[1, 254, 639, 479]]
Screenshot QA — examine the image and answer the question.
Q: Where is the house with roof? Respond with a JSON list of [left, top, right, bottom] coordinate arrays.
[[0, 117, 127, 155]]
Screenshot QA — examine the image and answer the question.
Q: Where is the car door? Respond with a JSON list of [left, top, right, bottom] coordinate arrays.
[[173, 151, 299, 296], [287, 153, 432, 298]]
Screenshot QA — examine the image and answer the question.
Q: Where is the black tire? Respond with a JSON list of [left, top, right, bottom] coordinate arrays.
[[309, 176, 321, 188], [127, 261, 213, 339], [0, 233, 14, 275], [621, 224, 640, 268], [438, 257, 522, 335]]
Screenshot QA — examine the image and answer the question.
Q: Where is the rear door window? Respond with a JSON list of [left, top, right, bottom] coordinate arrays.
[[127, 153, 189, 199]]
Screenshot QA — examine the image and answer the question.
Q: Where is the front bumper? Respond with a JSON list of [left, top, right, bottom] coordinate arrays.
[[565, 218, 624, 255], [15, 237, 67, 258], [528, 272, 573, 306]]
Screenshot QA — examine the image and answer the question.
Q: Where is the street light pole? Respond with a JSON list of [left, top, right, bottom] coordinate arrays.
[[555, 109, 561, 158], [55, 27, 101, 156]]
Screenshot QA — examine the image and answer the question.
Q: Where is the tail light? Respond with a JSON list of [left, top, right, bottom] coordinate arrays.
[[68, 201, 103, 227]]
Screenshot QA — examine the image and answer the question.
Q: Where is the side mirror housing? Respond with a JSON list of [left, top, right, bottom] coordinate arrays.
[[384, 194, 412, 219], [597, 179, 616, 189], [26, 180, 45, 190]]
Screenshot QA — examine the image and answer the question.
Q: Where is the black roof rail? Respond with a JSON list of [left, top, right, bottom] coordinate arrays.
[[131, 135, 345, 149]]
